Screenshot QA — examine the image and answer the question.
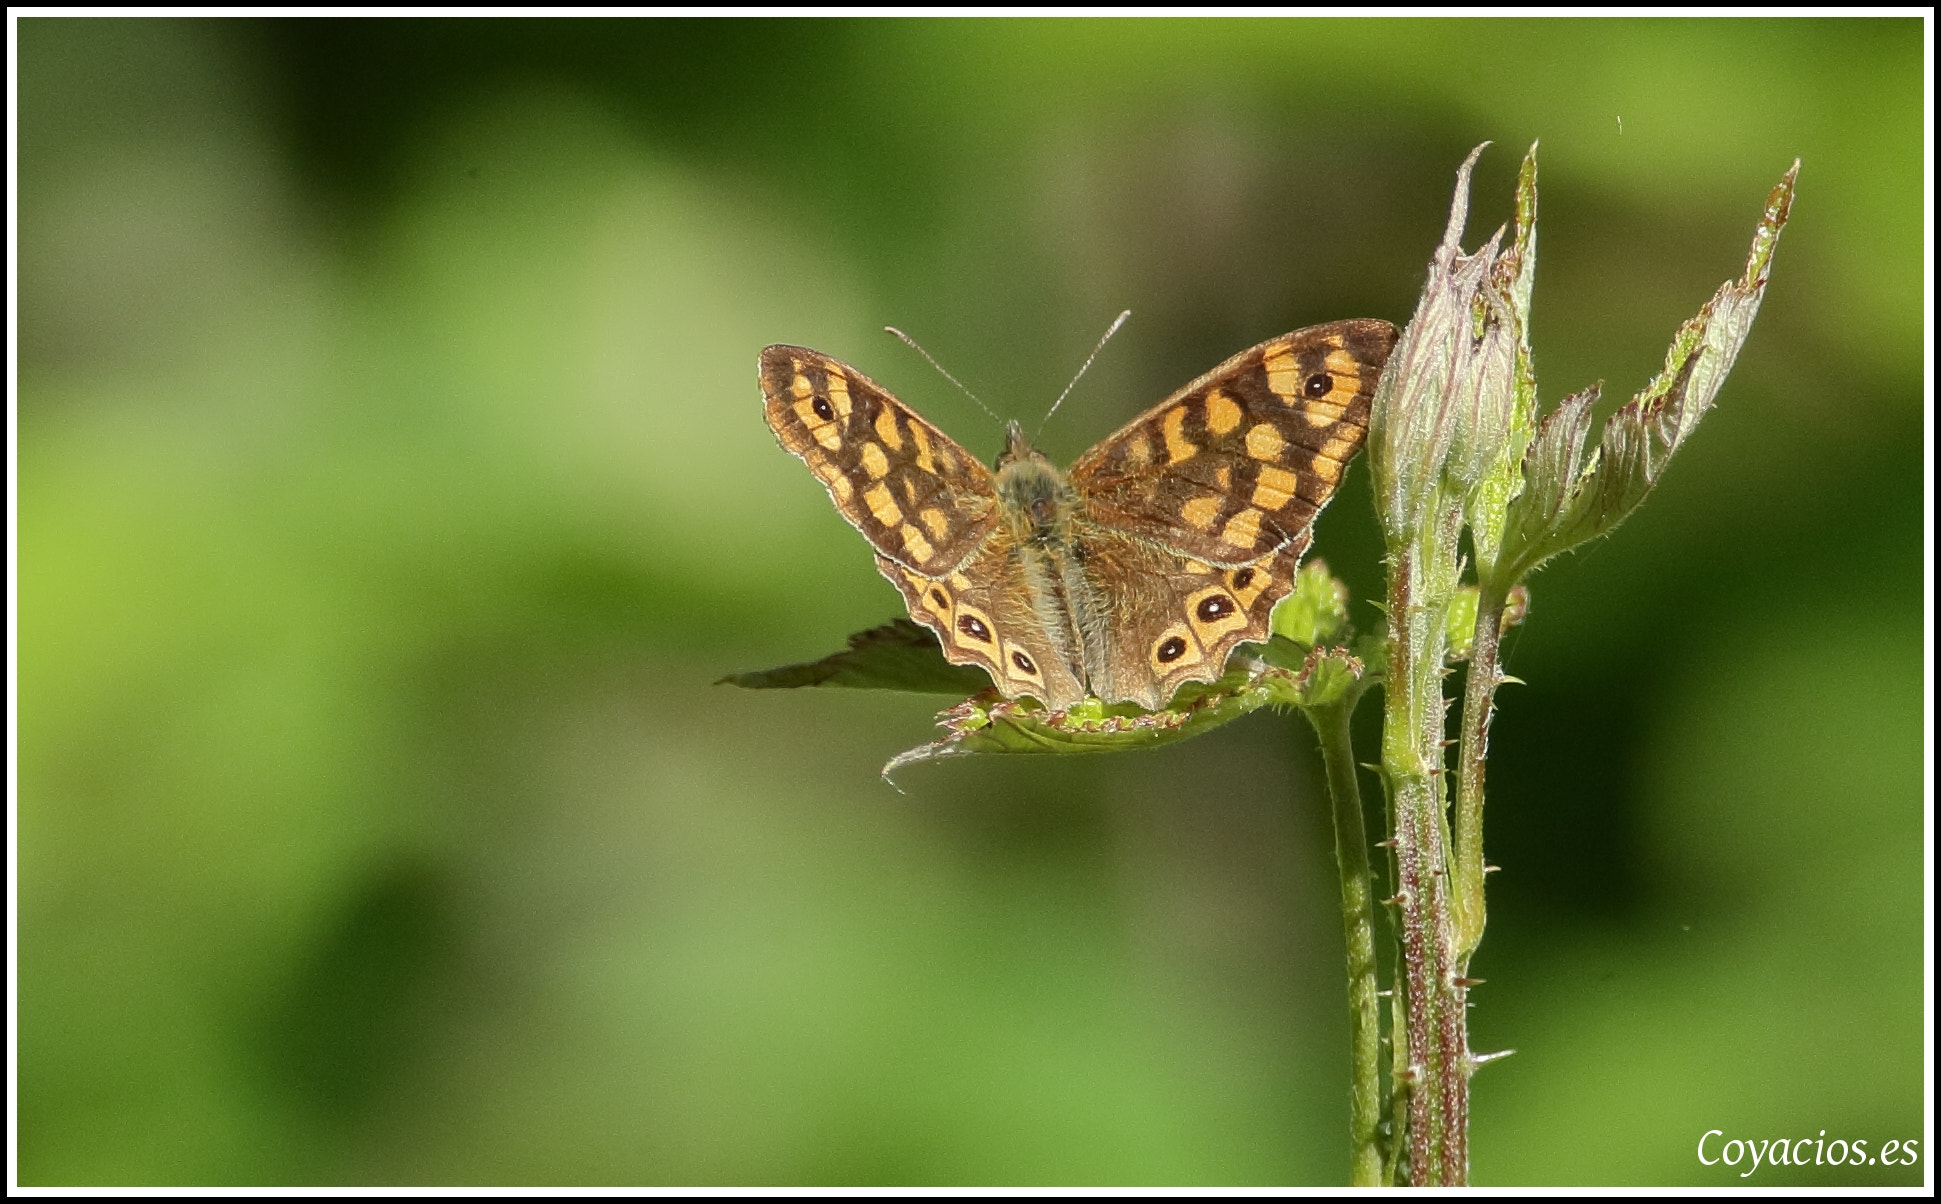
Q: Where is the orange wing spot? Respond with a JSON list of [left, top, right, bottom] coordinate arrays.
[[1245, 422, 1285, 462], [864, 483, 903, 528], [1186, 584, 1250, 645], [792, 395, 833, 434], [1228, 562, 1272, 608], [860, 441, 890, 479], [901, 476, 919, 504], [1263, 345, 1300, 401], [907, 421, 937, 473], [1181, 495, 1221, 531], [1319, 429, 1363, 465], [1300, 400, 1352, 428], [1162, 406, 1196, 465], [1182, 559, 1213, 575], [1325, 347, 1365, 384], [1122, 433, 1152, 466], [1252, 464, 1300, 510], [874, 405, 904, 450], [829, 473, 854, 503], [920, 507, 950, 539], [790, 372, 814, 400], [900, 523, 935, 564], [825, 369, 853, 418], [953, 603, 997, 644], [1220, 507, 1264, 550], [948, 571, 972, 590], [1215, 465, 1232, 491], [1204, 388, 1242, 436]]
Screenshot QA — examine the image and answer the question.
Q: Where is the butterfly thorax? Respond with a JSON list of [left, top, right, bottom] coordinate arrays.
[[992, 421, 1110, 695], [993, 422, 1075, 544]]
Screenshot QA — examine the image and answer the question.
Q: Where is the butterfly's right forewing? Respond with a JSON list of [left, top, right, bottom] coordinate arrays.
[[761, 346, 1000, 577], [764, 345, 1083, 704]]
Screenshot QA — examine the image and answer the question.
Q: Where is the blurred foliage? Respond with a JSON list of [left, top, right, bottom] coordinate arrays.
[[15, 16, 1923, 1185]]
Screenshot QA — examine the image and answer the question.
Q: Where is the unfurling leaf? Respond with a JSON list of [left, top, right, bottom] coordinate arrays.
[[1490, 160, 1797, 590], [1443, 583, 1530, 664], [1272, 559, 1354, 648]]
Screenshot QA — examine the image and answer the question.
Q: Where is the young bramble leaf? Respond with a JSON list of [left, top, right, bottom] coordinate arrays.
[[1443, 583, 1529, 664], [882, 663, 1272, 781], [881, 636, 1369, 782], [1490, 161, 1798, 590], [1272, 559, 1354, 648], [720, 618, 991, 695]]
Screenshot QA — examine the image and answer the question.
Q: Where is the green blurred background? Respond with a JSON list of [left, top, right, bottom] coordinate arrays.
[[16, 17, 1925, 1186]]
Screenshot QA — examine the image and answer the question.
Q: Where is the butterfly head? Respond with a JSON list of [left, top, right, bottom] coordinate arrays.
[[994, 421, 1072, 542]]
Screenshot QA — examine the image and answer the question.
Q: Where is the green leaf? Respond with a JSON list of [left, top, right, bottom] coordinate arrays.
[[1490, 160, 1798, 589], [1443, 582, 1529, 664], [720, 618, 992, 695], [882, 637, 1369, 783], [1272, 559, 1354, 647]]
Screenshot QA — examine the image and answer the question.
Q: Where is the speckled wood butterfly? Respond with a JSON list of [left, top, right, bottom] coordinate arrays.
[[760, 319, 1398, 711]]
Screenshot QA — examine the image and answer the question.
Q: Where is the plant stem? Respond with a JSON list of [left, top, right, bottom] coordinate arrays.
[[1380, 516, 1470, 1185], [1452, 584, 1508, 962], [1301, 689, 1383, 1186]]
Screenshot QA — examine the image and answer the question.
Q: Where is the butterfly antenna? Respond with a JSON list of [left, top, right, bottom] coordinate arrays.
[[884, 326, 1004, 428], [1038, 310, 1131, 438]]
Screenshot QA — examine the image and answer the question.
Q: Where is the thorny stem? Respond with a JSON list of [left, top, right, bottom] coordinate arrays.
[[1301, 688, 1384, 1186], [1380, 520, 1471, 1186]]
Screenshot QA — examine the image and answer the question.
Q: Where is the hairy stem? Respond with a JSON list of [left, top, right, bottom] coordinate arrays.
[[1301, 691, 1383, 1186], [1380, 514, 1470, 1185]]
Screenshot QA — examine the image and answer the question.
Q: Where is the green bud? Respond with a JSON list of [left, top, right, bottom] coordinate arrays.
[[1369, 144, 1522, 544]]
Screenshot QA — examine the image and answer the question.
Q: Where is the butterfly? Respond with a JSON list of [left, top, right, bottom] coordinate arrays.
[[759, 320, 1398, 712]]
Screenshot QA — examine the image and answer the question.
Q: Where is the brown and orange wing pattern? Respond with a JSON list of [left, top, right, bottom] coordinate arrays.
[[1072, 524, 1313, 712], [764, 344, 1078, 703], [761, 345, 999, 577], [875, 536, 1087, 709], [1067, 319, 1397, 569]]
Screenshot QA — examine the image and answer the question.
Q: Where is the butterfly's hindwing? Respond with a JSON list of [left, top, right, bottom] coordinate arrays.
[[1068, 320, 1395, 569], [761, 346, 998, 576], [877, 538, 1085, 707], [1069, 525, 1308, 711]]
